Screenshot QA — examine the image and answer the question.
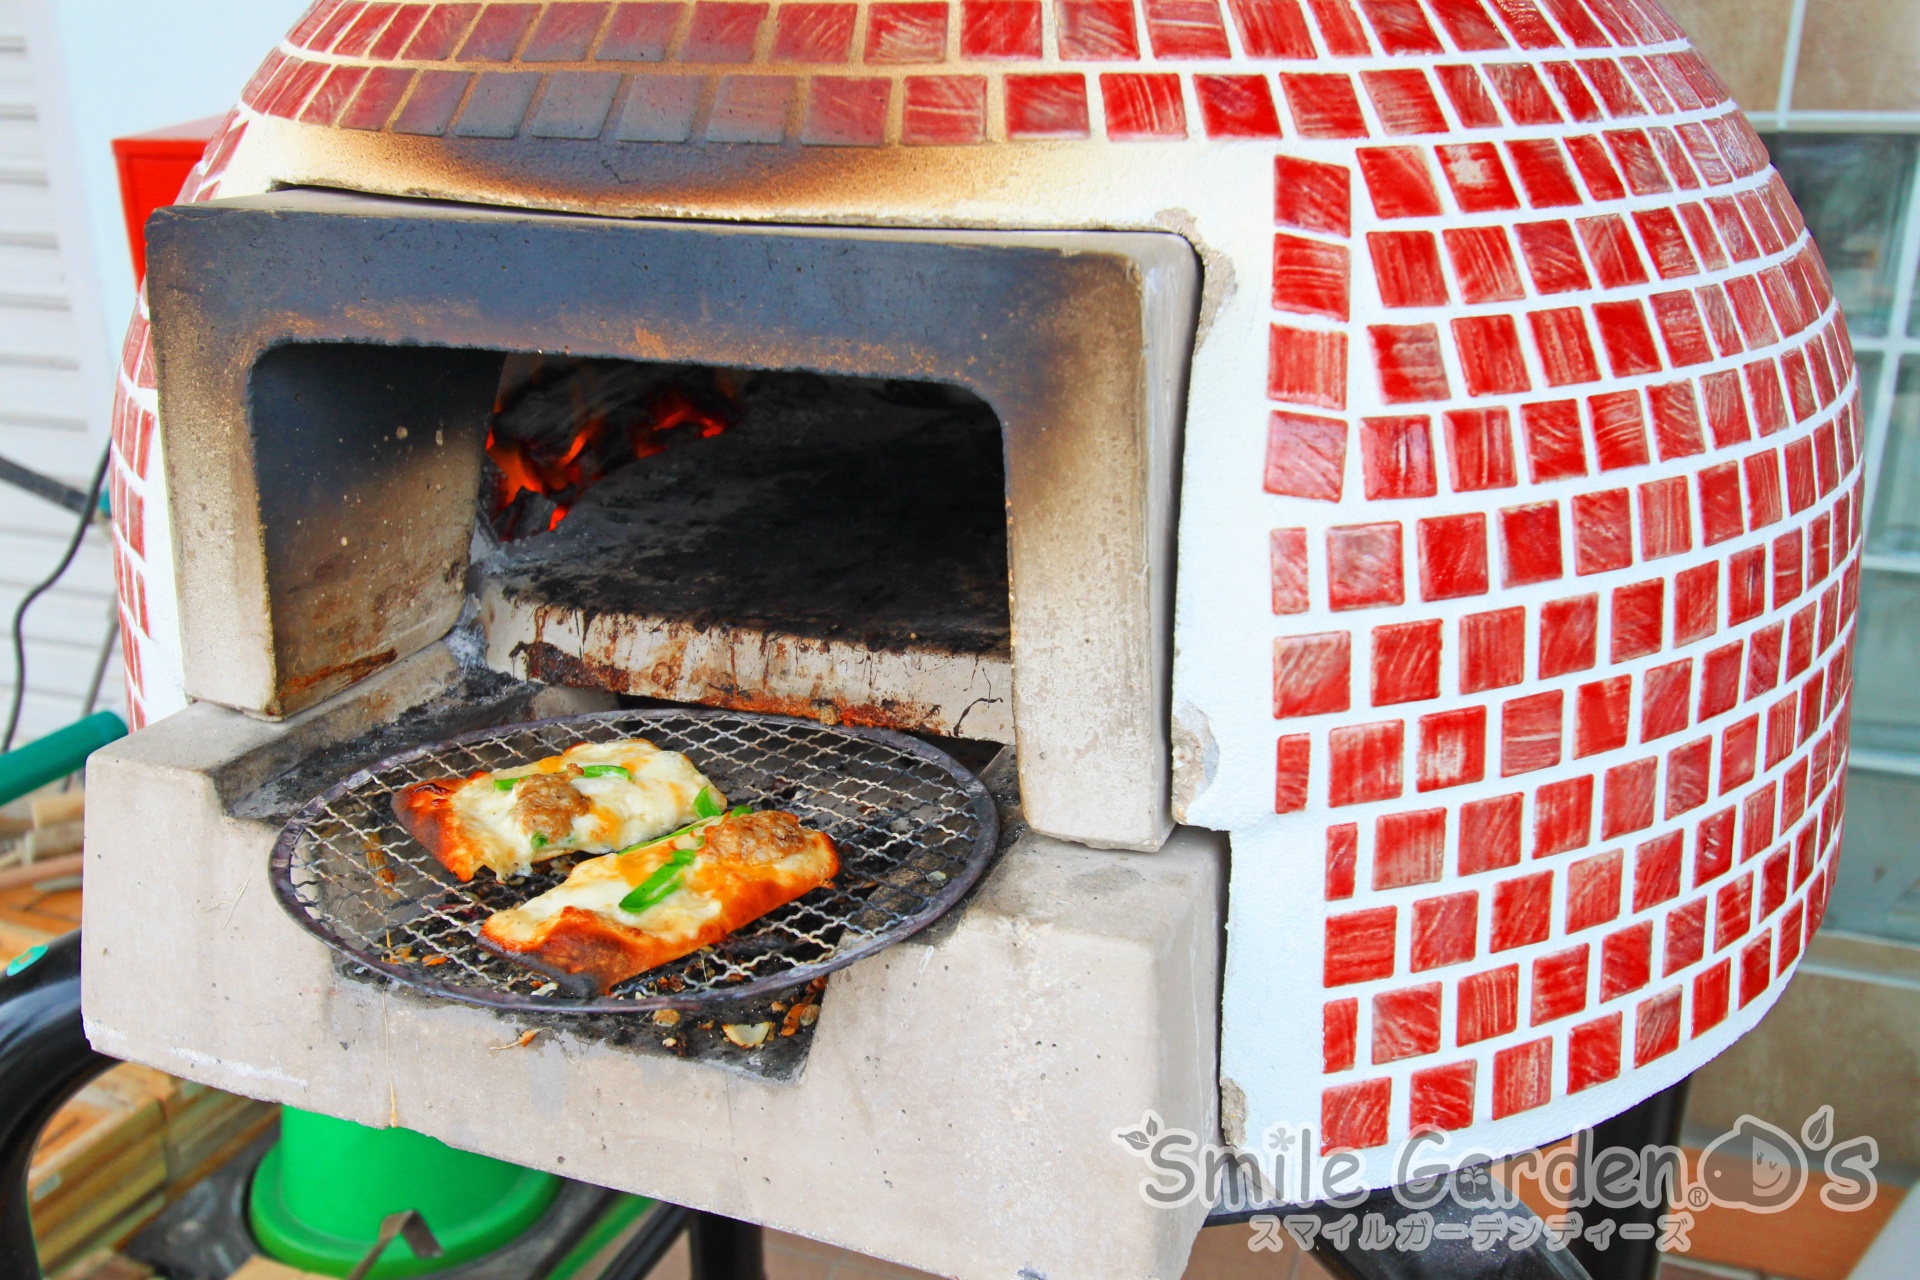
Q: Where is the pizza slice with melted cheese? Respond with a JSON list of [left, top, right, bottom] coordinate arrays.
[[481, 809, 839, 993], [393, 739, 723, 881]]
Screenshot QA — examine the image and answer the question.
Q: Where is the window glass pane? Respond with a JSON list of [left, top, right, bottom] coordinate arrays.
[[1850, 569, 1920, 754], [1831, 771, 1920, 943], [1868, 353, 1920, 555], [1764, 134, 1916, 338]]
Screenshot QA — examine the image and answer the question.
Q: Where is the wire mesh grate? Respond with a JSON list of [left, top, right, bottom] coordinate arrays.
[[269, 709, 998, 1012]]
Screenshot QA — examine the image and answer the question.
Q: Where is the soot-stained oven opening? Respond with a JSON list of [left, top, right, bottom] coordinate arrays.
[[254, 342, 1012, 741]]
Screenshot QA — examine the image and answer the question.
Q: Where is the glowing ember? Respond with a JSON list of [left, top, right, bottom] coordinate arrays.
[[485, 363, 732, 540]]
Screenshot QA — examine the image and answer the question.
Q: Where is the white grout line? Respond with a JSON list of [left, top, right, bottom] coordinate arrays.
[[1776, 0, 1810, 119]]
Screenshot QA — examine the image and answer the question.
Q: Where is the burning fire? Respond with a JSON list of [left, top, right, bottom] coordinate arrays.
[[486, 383, 730, 539]]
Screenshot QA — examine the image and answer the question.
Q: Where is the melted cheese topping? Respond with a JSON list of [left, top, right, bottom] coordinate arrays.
[[446, 739, 720, 877], [485, 826, 726, 945]]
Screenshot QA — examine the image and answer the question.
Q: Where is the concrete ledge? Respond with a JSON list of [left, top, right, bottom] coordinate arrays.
[[81, 679, 1223, 1280]]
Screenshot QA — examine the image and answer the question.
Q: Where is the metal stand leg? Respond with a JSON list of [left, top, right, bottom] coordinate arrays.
[[1571, 1077, 1690, 1280], [688, 1213, 765, 1280]]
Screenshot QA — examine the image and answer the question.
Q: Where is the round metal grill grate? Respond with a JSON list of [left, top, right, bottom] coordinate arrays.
[[269, 709, 998, 1012]]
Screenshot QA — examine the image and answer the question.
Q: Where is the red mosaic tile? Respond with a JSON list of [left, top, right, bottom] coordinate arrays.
[[1719, 715, 1757, 794], [301, 66, 370, 127], [1638, 476, 1692, 562], [1649, 380, 1713, 463], [1585, 391, 1648, 473], [1528, 948, 1589, 1028], [1331, 719, 1407, 805], [1056, 0, 1138, 57], [1693, 957, 1731, 1034], [1698, 370, 1751, 451], [865, 1, 948, 59], [1632, 211, 1700, 284], [1526, 308, 1599, 388], [1325, 906, 1398, 986], [1606, 128, 1673, 197], [1461, 609, 1526, 695], [1458, 965, 1520, 1044], [1306, 0, 1374, 53], [1590, 301, 1664, 380], [902, 75, 987, 143], [1483, 62, 1562, 125], [800, 77, 889, 144], [1443, 408, 1520, 491], [1747, 624, 1783, 701], [1428, 0, 1508, 49], [1602, 757, 1659, 838], [1324, 997, 1358, 1070], [1738, 931, 1772, 1008], [1773, 530, 1804, 608], [1321, 1079, 1393, 1153], [1499, 693, 1563, 782], [1408, 1060, 1477, 1130], [1369, 232, 1449, 309], [1601, 920, 1653, 1001], [1487, 0, 1563, 49], [1268, 328, 1350, 410], [1729, 547, 1767, 624], [1563, 847, 1620, 932], [1226, 0, 1317, 56], [1746, 450, 1788, 531], [1515, 220, 1591, 294], [1327, 822, 1359, 896], [1785, 439, 1819, 514], [332, 4, 401, 58], [1571, 489, 1632, 576], [523, 2, 612, 57], [1539, 594, 1598, 679], [1417, 707, 1487, 792], [1536, 775, 1597, 855], [1359, 0, 1442, 52], [960, 0, 1041, 56], [1372, 619, 1442, 705], [1642, 659, 1693, 743], [1633, 986, 1682, 1064], [1761, 843, 1791, 918], [1454, 315, 1532, 397], [1371, 324, 1452, 403], [1328, 522, 1406, 610], [1277, 733, 1313, 814], [262, 60, 330, 121], [1778, 899, 1805, 972], [1282, 74, 1370, 139], [1605, 579, 1666, 660], [1102, 73, 1187, 139], [1416, 514, 1489, 604], [1664, 896, 1707, 976], [1361, 69, 1449, 135], [1275, 156, 1354, 236], [1271, 528, 1311, 615], [1563, 133, 1627, 200], [1507, 138, 1585, 208], [1143, 0, 1233, 56], [1726, 276, 1781, 349], [1666, 729, 1712, 821], [1459, 792, 1524, 875], [1649, 293, 1714, 368], [1631, 832, 1683, 913], [1360, 416, 1439, 501], [1680, 205, 1732, 275], [772, 2, 856, 59], [1373, 982, 1443, 1061], [1492, 1037, 1554, 1118], [599, 4, 686, 59], [1500, 501, 1565, 588], [1575, 675, 1631, 757], [1575, 57, 1643, 116], [1493, 872, 1555, 959], [1567, 1013, 1622, 1092], [1781, 352, 1816, 423], [1194, 75, 1282, 137], [1714, 873, 1751, 952], [1578, 215, 1649, 290], [1412, 891, 1479, 970], [1275, 631, 1353, 718], [1443, 229, 1524, 308], [391, 69, 473, 136], [1361, 149, 1446, 222]]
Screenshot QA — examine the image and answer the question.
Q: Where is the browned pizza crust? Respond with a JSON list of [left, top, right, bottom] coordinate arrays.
[[481, 811, 839, 994], [392, 774, 489, 881]]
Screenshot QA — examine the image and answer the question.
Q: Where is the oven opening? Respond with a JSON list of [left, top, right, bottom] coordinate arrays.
[[250, 341, 1014, 743]]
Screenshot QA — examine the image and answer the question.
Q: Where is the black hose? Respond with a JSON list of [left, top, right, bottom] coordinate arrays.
[[4, 445, 112, 752]]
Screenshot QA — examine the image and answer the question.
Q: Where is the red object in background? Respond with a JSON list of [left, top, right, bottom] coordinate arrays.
[[111, 117, 222, 279]]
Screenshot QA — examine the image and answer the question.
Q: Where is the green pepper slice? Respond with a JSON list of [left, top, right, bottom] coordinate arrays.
[[693, 786, 724, 819], [619, 845, 698, 913], [580, 764, 634, 781], [493, 776, 518, 791]]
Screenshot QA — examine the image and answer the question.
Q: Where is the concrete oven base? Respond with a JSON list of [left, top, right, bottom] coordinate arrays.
[[82, 646, 1225, 1280]]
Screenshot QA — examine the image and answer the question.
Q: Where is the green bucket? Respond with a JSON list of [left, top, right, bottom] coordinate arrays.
[[249, 1109, 561, 1277]]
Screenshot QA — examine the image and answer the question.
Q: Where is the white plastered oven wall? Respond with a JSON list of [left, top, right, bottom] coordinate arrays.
[[105, 0, 1855, 1200]]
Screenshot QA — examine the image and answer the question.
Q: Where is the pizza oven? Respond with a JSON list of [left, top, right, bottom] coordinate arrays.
[[81, 2, 1858, 1278]]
